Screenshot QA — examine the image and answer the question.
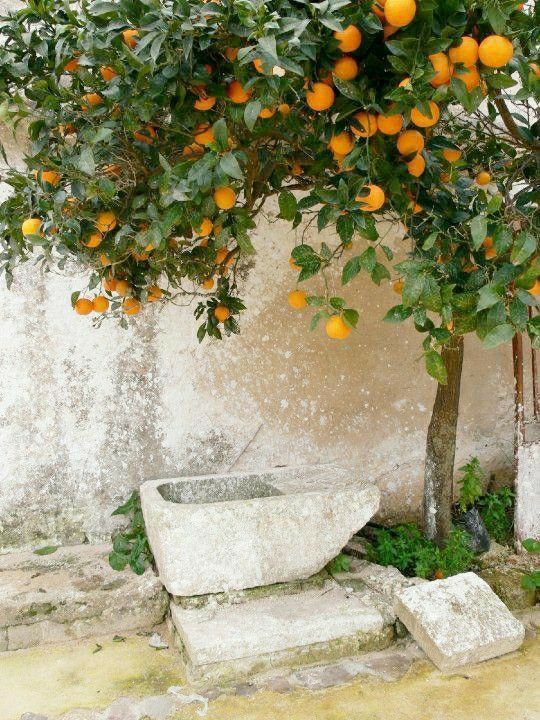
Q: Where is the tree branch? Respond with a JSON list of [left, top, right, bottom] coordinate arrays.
[[494, 98, 540, 152]]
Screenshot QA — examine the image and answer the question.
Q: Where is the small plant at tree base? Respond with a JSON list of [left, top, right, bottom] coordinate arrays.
[[109, 491, 153, 575], [326, 552, 352, 574], [457, 457, 484, 512], [521, 538, 540, 592], [478, 486, 515, 544]]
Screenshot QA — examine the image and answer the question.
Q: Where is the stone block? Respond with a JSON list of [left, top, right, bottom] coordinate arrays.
[[394, 572, 525, 672], [515, 441, 540, 545], [141, 465, 380, 596]]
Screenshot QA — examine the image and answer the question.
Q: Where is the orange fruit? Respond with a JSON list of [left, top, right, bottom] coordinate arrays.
[[22, 217, 42, 236], [183, 142, 205, 158], [92, 295, 109, 313], [351, 111, 378, 138], [289, 256, 301, 271], [328, 131, 355, 155], [253, 58, 265, 73], [84, 232, 103, 248], [288, 290, 307, 309], [215, 247, 229, 264], [259, 107, 276, 118], [115, 279, 130, 296], [226, 80, 251, 103], [81, 93, 102, 110], [476, 170, 491, 185], [306, 82, 335, 111], [406, 154, 425, 177], [333, 25, 362, 52], [529, 279, 540, 296], [134, 125, 156, 144], [100, 253, 111, 266], [147, 285, 163, 302], [440, 171, 451, 182], [429, 52, 452, 86], [384, 0, 416, 27], [213, 186, 236, 210], [194, 95, 216, 111], [74, 298, 93, 315], [383, 24, 399, 40], [278, 103, 291, 115], [291, 162, 303, 176], [326, 315, 351, 339], [100, 65, 118, 81], [333, 55, 359, 80], [194, 217, 213, 236], [59, 123, 76, 136], [410, 100, 440, 128], [485, 247, 497, 259], [398, 76, 412, 88], [224, 47, 239, 61], [448, 36, 479, 67], [355, 184, 386, 212], [478, 35, 514, 68], [35, 169, 61, 186], [372, 1, 386, 20], [122, 28, 139, 48], [397, 129, 424, 155], [104, 163, 122, 177], [202, 277, 215, 290], [214, 304, 230, 322], [393, 279, 404, 294], [102, 277, 117, 292], [64, 57, 80, 72], [194, 124, 215, 145], [482, 236, 494, 249], [123, 297, 141, 315], [454, 64, 480, 91], [95, 211, 117, 233], [443, 148, 462, 163], [377, 110, 403, 135]]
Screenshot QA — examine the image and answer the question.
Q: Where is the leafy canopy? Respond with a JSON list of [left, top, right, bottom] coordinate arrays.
[[0, 0, 538, 379]]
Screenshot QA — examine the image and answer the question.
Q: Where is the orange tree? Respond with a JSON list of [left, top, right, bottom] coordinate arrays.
[[0, 0, 538, 543]]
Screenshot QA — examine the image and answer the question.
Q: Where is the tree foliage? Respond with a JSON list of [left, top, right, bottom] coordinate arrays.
[[0, 0, 538, 375]]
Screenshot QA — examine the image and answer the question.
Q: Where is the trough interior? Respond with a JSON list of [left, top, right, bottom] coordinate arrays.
[[157, 474, 283, 504]]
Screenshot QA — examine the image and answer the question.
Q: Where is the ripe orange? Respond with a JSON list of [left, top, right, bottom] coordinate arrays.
[[289, 256, 301, 271], [35, 169, 61, 186], [478, 35, 514, 68], [194, 217, 213, 236], [328, 131, 354, 155], [22, 217, 42, 236], [326, 315, 351, 339], [440, 171, 451, 183], [333, 55, 359, 80], [291, 161, 303, 176], [202, 277, 215, 290], [485, 247, 497, 260], [377, 110, 403, 135], [100, 65, 118, 81], [333, 25, 362, 52], [410, 101, 440, 128], [115, 279, 130, 296], [529, 279, 540, 296], [384, 0, 416, 27], [84, 232, 103, 248], [102, 276, 117, 292], [393, 279, 404, 294], [259, 107, 276, 118], [449, 36, 479, 67], [74, 298, 93, 315], [383, 24, 399, 40], [371, 1, 386, 20], [134, 125, 156, 144], [92, 295, 109, 313], [429, 53, 452, 86], [81, 93, 103, 110], [288, 290, 307, 309], [224, 47, 239, 61], [454, 64, 480, 91], [482, 236, 494, 249], [253, 58, 265, 73], [194, 124, 215, 145], [213, 186, 236, 210], [122, 28, 139, 48], [351, 111, 377, 138], [226, 80, 251, 103], [183, 142, 205, 157], [398, 76, 411, 88], [96, 211, 117, 233], [397, 129, 424, 155], [278, 103, 291, 115], [476, 170, 491, 185], [194, 95, 216, 111], [123, 297, 141, 315], [306, 82, 335, 111], [356, 184, 386, 212], [214, 304, 230, 322], [147, 285, 163, 302], [100, 253, 111, 266], [64, 57, 80, 72], [443, 148, 462, 163], [406, 154, 425, 177]]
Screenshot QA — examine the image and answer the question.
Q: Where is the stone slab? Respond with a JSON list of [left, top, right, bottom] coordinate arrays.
[[515, 440, 540, 545], [0, 544, 168, 651], [170, 585, 394, 683], [394, 572, 525, 672], [141, 465, 380, 596]]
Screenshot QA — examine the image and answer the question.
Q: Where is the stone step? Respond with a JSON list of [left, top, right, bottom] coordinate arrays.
[[0, 544, 168, 651], [170, 584, 395, 684]]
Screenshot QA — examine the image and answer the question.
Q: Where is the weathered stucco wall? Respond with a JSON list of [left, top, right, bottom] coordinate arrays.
[[0, 9, 518, 549]]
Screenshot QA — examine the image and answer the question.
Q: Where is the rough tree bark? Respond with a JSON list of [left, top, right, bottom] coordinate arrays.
[[423, 335, 465, 546]]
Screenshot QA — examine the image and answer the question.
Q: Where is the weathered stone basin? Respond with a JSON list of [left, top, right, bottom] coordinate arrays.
[[140, 465, 379, 596]]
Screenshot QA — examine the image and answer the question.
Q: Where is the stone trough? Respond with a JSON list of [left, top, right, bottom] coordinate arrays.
[[140, 465, 380, 596]]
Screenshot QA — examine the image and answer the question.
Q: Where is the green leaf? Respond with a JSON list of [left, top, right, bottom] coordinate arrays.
[[219, 153, 243, 180], [278, 190, 297, 221], [212, 118, 229, 149], [383, 304, 413, 323], [33, 545, 59, 555], [422, 232, 438, 250], [343, 308, 359, 328], [511, 231, 536, 266], [522, 539, 540, 554], [477, 285, 501, 311], [78, 146, 95, 176], [509, 298, 528, 330], [360, 246, 376, 273], [425, 351, 448, 385], [342, 256, 361, 284], [483, 323, 515, 349], [521, 572, 540, 591], [371, 262, 391, 285], [470, 215, 488, 250], [402, 274, 425, 307], [244, 100, 262, 131], [108, 551, 128, 570]]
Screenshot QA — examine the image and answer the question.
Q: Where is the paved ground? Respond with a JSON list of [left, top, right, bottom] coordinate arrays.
[[4, 621, 540, 720]]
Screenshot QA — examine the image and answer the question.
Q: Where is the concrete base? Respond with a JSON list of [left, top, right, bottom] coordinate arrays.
[[0, 544, 168, 651], [170, 584, 395, 683]]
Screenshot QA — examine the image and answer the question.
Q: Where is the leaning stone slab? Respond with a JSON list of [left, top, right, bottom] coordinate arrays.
[[394, 572, 525, 672], [170, 585, 394, 683], [141, 465, 380, 596], [0, 544, 168, 651]]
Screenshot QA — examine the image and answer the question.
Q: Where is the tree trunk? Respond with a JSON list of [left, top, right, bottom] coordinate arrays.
[[423, 335, 465, 546]]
